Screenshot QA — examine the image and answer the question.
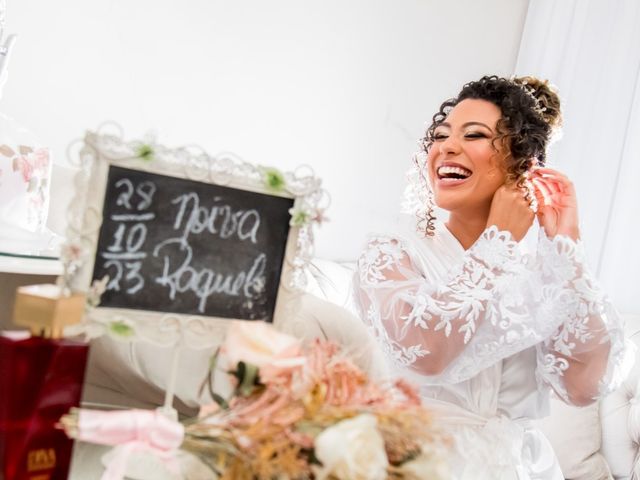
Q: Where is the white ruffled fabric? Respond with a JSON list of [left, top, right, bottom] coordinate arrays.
[[353, 218, 633, 479]]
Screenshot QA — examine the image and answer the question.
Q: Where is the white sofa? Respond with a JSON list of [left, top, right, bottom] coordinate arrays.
[[70, 257, 640, 479], [46, 160, 640, 479]]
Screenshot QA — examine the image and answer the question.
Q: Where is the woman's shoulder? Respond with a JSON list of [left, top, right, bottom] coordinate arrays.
[[359, 217, 461, 273], [360, 216, 425, 256]]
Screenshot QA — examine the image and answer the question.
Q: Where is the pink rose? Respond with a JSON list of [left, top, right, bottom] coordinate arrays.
[[222, 321, 305, 383]]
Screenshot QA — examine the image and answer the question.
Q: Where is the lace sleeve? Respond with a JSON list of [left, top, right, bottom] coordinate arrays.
[[353, 226, 567, 384], [535, 232, 634, 405]]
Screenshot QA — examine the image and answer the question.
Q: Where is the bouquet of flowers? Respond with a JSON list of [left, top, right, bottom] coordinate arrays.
[[60, 321, 450, 480]]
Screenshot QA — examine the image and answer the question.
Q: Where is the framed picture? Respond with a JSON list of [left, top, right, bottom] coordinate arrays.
[[65, 124, 328, 348]]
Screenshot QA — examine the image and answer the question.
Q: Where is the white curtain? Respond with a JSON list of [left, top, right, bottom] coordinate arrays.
[[515, 0, 640, 314]]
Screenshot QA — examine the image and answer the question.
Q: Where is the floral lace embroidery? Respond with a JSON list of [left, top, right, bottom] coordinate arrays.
[[365, 303, 429, 366], [355, 226, 628, 393], [359, 236, 405, 285], [535, 232, 628, 402]]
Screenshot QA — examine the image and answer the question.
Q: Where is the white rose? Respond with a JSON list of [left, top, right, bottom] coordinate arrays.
[[313, 413, 388, 480]]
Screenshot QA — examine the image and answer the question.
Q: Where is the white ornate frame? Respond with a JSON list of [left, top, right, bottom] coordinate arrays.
[[65, 123, 329, 350]]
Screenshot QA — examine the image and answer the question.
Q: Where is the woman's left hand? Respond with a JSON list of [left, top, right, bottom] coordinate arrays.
[[531, 167, 580, 241]]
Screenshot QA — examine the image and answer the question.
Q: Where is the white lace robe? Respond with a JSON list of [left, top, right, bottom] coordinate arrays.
[[354, 219, 631, 480]]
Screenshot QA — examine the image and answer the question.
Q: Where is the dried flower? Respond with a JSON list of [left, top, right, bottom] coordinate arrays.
[[188, 323, 448, 479], [62, 321, 449, 479]]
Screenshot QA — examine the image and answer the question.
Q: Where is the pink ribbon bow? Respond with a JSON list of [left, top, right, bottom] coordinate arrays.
[[73, 409, 185, 480]]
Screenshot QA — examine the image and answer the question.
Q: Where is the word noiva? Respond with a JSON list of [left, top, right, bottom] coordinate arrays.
[[172, 192, 261, 244]]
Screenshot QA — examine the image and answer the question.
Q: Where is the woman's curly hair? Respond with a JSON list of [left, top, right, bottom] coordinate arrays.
[[422, 75, 562, 183], [415, 75, 562, 236]]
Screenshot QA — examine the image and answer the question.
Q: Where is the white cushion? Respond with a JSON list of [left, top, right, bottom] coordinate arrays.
[[601, 314, 640, 479], [536, 399, 612, 479]]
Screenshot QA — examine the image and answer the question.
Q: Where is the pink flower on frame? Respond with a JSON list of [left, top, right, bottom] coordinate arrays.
[[13, 156, 34, 183]]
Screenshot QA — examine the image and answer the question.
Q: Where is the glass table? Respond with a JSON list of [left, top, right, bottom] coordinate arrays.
[[0, 249, 62, 275]]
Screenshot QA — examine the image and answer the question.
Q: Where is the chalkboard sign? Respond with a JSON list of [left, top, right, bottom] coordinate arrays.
[[65, 129, 327, 346], [91, 165, 293, 322]]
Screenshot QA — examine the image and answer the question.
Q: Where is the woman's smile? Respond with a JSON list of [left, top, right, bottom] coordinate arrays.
[[427, 98, 506, 215], [435, 162, 473, 187]]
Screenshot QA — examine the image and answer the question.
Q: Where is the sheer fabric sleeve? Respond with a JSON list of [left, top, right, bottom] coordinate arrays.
[[353, 226, 568, 384], [535, 232, 634, 405]]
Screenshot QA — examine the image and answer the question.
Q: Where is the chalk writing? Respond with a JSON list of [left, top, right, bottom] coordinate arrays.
[[92, 166, 293, 321], [171, 192, 260, 244]]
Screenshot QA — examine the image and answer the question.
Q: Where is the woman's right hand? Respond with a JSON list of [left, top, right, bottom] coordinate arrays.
[[486, 183, 535, 241]]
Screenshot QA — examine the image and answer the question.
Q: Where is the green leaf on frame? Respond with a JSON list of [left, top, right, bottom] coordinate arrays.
[[136, 144, 154, 161], [289, 208, 311, 227], [109, 320, 135, 338], [263, 167, 286, 192]]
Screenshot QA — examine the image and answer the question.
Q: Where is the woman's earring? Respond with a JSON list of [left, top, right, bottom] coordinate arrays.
[[422, 186, 437, 237], [519, 173, 538, 214], [418, 158, 436, 237]]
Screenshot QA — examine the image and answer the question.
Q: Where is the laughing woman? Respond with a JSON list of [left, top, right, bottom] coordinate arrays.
[[354, 75, 632, 479]]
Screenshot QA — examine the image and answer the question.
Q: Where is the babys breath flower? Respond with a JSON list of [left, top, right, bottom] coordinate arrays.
[[87, 275, 109, 308], [57, 241, 86, 295], [311, 209, 330, 226], [313, 413, 388, 480], [60, 241, 85, 264]]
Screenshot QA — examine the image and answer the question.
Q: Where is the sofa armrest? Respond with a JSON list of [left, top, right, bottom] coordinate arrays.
[[601, 314, 640, 479]]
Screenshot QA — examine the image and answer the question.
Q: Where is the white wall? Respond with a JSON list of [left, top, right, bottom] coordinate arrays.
[[1, 0, 528, 260]]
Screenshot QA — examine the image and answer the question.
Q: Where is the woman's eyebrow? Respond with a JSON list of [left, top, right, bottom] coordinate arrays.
[[462, 121, 493, 131], [437, 121, 493, 132]]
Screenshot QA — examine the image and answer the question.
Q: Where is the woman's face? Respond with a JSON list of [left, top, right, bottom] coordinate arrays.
[[427, 98, 507, 214]]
